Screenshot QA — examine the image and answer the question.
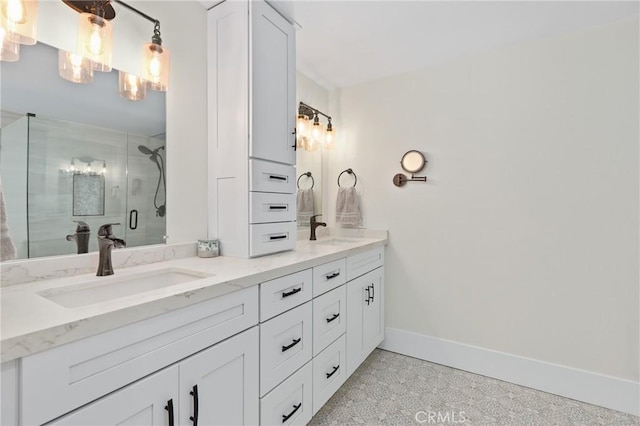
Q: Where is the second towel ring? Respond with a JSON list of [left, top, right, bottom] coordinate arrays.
[[337, 168, 357, 187], [297, 171, 314, 189]]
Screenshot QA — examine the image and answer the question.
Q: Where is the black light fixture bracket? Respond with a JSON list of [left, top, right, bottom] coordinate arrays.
[[298, 101, 332, 122]]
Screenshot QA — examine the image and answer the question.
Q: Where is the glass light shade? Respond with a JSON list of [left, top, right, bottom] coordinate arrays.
[[77, 13, 112, 72], [310, 121, 324, 147], [0, 0, 37, 45], [119, 71, 147, 101], [0, 26, 19, 61], [58, 50, 93, 83], [296, 115, 309, 148], [142, 42, 170, 91], [324, 127, 336, 150]]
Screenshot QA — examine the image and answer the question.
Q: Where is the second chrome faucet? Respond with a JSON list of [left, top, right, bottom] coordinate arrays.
[[97, 223, 126, 276], [309, 214, 326, 241]]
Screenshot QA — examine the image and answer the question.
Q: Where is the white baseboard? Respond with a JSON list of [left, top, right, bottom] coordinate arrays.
[[379, 327, 639, 416]]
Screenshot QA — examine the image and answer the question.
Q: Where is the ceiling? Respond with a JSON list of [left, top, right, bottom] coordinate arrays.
[[274, 0, 639, 89]]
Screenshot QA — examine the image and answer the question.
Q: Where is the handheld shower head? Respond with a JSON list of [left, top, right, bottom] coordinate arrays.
[[138, 145, 154, 156]]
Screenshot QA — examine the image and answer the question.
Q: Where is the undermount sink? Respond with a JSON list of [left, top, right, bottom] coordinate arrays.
[[38, 268, 213, 308], [312, 237, 360, 246]]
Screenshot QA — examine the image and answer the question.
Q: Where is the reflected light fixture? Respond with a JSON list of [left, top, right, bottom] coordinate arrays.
[[297, 102, 336, 152], [119, 71, 146, 101], [0, 0, 37, 45], [0, 26, 19, 61], [59, 49, 94, 83]]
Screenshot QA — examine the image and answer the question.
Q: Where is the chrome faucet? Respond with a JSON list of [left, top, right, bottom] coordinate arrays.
[[96, 223, 126, 276], [66, 221, 90, 254], [310, 214, 327, 241]]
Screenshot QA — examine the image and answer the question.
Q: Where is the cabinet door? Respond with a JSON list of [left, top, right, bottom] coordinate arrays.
[[179, 327, 259, 426], [250, 0, 296, 165], [50, 366, 178, 426], [346, 267, 385, 377]]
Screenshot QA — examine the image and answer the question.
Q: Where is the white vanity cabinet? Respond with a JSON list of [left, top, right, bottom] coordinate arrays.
[[207, 0, 297, 258], [346, 247, 386, 377]]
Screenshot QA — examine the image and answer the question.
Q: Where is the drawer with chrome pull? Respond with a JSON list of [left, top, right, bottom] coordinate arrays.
[[312, 285, 346, 356], [260, 269, 313, 322], [250, 222, 296, 257], [312, 258, 347, 297], [259, 301, 312, 396]]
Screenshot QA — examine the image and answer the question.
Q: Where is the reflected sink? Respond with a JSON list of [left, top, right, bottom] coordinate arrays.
[[38, 268, 213, 308], [312, 237, 360, 246]]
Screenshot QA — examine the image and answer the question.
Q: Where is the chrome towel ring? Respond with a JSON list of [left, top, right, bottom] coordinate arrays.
[[297, 171, 314, 189], [337, 168, 357, 187]]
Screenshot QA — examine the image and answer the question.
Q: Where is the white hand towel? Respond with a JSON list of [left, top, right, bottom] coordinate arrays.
[[335, 186, 361, 226], [296, 188, 315, 225], [0, 177, 17, 261]]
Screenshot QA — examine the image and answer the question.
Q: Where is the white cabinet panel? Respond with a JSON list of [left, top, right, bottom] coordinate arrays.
[[346, 246, 384, 281], [260, 269, 313, 322], [312, 335, 346, 415], [260, 302, 313, 396], [260, 361, 313, 426], [49, 366, 178, 426], [179, 327, 259, 426], [346, 267, 385, 377], [250, 0, 296, 165], [312, 285, 347, 356]]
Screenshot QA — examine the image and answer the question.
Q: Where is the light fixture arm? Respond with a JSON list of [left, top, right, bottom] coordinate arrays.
[[299, 101, 331, 121], [111, 0, 162, 44]]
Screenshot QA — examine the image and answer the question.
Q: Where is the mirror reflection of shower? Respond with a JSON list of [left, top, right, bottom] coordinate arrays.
[[137, 144, 166, 217]]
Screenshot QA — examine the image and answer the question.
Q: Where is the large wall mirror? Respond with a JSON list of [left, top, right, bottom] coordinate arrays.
[[1, 42, 166, 261]]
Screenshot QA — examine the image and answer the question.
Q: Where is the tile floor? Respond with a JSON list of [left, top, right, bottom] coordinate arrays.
[[310, 349, 639, 426]]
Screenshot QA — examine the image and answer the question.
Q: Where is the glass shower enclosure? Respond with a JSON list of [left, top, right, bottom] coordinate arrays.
[[0, 112, 166, 260]]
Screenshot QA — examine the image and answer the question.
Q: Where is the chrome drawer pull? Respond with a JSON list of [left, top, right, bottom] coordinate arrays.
[[325, 272, 340, 280], [269, 205, 288, 210], [282, 338, 301, 352], [326, 365, 340, 379], [282, 287, 302, 298], [269, 175, 287, 181], [282, 403, 302, 423], [269, 234, 288, 241], [326, 313, 340, 323]]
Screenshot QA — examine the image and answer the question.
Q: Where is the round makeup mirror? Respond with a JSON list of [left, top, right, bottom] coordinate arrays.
[[400, 150, 426, 173]]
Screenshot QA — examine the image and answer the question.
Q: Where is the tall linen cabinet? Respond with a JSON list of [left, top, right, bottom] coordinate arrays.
[[207, 0, 297, 258]]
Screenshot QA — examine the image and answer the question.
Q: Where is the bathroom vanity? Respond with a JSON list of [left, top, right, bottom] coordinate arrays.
[[1, 232, 386, 425]]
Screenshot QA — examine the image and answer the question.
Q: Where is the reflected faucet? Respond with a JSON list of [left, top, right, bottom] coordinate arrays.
[[66, 221, 90, 254], [310, 215, 327, 241], [97, 223, 126, 276]]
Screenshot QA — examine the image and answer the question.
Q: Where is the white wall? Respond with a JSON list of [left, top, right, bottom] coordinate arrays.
[[329, 18, 639, 382]]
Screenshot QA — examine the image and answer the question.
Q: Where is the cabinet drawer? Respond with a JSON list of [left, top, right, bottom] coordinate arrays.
[[313, 285, 346, 356], [21, 286, 258, 426], [250, 159, 296, 194], [260, 361, 313, 426], [347, 246, 384, 281], [250, 192, 296, 224], [250, 222, 296, 257], [260, 269, 313, 322], [312, 258, 347, 297], [260, 302, 312, 396], [312, 334, 346, 415]]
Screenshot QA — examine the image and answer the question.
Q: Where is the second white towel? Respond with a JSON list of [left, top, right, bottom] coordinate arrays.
[[297, 188, 315, 225], [335, 186, 361, 226]]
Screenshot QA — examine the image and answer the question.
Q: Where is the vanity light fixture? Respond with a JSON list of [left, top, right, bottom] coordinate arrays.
[[297, 102, 335, 152], [0, 0, 37, 45], [118, 71, 146, 100], [60, 156, 107, 176]]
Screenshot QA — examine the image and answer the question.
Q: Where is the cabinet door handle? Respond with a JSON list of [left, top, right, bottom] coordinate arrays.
[[282, 338, 301, 352], [269, 205, 288, 210], [369, 284, 375, 303], [270, 234, 288, 241], [365, 287, 371, 305], [129, 209, 138, 230], [282, 287, 302, 298], [326, 313, 340, 323], [269, 175, 287, 181], [292, 129, 297, 150], [325, 272, 340, 280], [326, 365, 340, 379], [189, 385, 199, 426], [282, 403, 302, 423], [165, 399, 175, 426]]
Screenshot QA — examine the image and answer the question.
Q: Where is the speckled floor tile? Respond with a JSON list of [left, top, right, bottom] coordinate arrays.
[[309, 349, 639, 426]]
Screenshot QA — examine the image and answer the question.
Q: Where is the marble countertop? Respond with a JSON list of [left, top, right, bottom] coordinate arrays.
[[1, 231, 387, 362]]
